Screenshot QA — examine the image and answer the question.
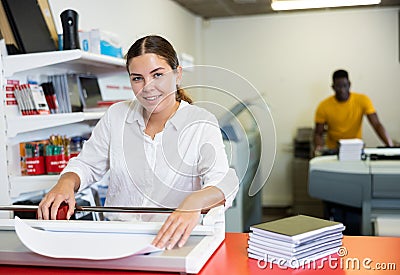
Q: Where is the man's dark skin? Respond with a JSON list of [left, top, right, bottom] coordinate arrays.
[[314, 75, 393, 155]]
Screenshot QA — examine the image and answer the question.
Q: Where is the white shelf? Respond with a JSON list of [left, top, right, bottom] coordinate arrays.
[[9, 175, 58, 198], [3, 50, 126, 77], [6, 112, 105, 137]]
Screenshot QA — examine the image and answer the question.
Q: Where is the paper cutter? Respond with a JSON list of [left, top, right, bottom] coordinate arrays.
[[0, 206, 225, 274]]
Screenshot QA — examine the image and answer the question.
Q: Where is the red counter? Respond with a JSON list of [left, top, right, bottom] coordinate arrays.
[[1, 233, 399, 274]]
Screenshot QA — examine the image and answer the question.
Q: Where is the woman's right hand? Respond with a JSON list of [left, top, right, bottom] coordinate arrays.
[[37, 172, 80, 220]]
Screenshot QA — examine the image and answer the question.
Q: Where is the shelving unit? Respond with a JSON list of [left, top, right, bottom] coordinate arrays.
[[6, 112, 105, 137], [0, 44, 127, 217], [9, 175, 59, 199], [3, 49, 126, 77]]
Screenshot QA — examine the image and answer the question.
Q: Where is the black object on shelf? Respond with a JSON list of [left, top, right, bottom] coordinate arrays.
[[60, 9, 80, 50], [1, 0, 57, 54]]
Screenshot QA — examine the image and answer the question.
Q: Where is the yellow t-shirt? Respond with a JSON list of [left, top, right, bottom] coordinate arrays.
[[315, 92, 376, 149]]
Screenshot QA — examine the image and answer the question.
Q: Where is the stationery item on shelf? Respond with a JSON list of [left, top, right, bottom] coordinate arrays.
[[67, 74, 85, 112], [90, 29, 123, 58], [247, 215, 345, 268], [40, 82, 59, 113], [13, 83, 50, 115], [45, 145, 69, 175], [48, 74, 71, 113], [78, 30, 90, 51], [13, 84, 29, 115], [338, 138, 364, 161], [30, 84, 51, 115], [78, 29, 123, 58], [1, 0, 57, 54], [20, 135, 73, 176], [45, 134, 70, 175], [78, 74, 105, 111], [19, 143, 27, 176], [70, 136, 84, 157], [21, 140, 48, 175]]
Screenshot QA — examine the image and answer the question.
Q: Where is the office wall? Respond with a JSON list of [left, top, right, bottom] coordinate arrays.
[[48, 0, 201, 60], [201, 7, 400, 206]]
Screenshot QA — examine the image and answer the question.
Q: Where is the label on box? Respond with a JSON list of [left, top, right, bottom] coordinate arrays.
[[45, 155, 69, 174], [26, 156, 46, 175]]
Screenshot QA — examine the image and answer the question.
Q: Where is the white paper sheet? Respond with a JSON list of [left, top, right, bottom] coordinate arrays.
[[14, 217, 163, 260]]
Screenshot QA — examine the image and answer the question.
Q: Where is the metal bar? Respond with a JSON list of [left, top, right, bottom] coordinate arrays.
[[75, 206, 176, 214], [0, 205, 38, 211], [0, 205, 176, 214]]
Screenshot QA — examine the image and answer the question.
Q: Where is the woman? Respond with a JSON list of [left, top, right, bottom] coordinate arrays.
[[38, 35, 239, 250]]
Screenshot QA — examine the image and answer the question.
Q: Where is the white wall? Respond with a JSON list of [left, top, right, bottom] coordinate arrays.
[[201, 7, 400, 206], [48, 0, 201, 59]]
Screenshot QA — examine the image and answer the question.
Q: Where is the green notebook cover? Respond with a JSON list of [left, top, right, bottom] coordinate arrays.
[[251, 215, 342, 237]]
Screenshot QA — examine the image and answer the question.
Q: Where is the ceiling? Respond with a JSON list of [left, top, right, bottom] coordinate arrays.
[[171, 0, 400, 19]]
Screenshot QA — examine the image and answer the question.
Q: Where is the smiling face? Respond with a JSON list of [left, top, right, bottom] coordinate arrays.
[[128, 53, 182, 118]]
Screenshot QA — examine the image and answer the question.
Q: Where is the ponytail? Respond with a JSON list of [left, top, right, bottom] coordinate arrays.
[[176, 86, 193, 104]]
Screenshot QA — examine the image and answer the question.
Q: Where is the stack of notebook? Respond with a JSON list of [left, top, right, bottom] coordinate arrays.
[[338, 138, 364, 161], [247, 215, 345, 268]]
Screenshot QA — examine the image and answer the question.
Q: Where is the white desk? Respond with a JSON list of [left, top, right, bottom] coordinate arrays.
[[308, 156, 400, 235]]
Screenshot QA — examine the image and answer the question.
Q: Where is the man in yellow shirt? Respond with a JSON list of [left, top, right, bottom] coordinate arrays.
[[313, 69, 393, 235], [314, 69, 393, 155]]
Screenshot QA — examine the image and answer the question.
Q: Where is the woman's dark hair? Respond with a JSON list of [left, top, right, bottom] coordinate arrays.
[[125, 35, 192, 104]]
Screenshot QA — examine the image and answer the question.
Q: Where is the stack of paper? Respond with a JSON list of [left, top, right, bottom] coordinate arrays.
[[247, 215, 345, 268], [338, 138, 364, 161]]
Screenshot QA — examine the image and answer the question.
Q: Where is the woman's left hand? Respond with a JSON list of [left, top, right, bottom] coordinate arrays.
[[152, 209, 201, 250], [152, 186, 225, 249]]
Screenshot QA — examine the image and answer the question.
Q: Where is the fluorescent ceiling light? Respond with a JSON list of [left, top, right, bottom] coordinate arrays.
[[271, 0, 381, 11]]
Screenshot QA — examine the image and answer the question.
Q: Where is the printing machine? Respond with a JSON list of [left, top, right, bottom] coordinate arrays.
[[308, 148, 400, 235], [219, 102, 262, 232]]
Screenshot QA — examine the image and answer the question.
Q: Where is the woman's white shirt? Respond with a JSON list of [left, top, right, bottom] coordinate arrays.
[[62, 100, 239, 221]]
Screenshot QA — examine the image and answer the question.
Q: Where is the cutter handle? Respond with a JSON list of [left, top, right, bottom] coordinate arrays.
[[36, 202, 70, 220], [55, 202, 69, 220]]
